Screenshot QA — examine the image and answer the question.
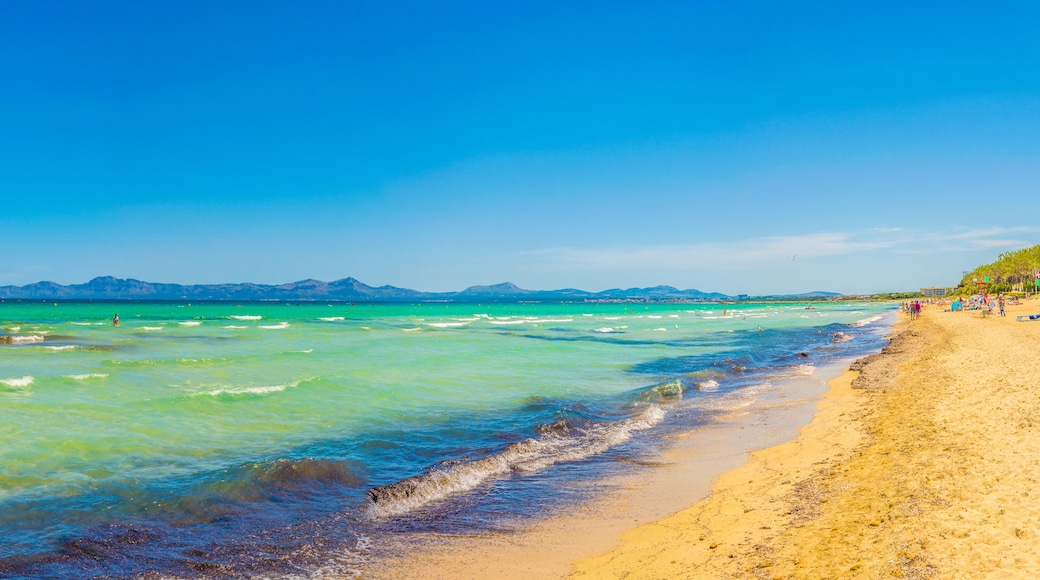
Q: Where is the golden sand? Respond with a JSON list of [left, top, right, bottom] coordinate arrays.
[[574, 300, 1040, 578]]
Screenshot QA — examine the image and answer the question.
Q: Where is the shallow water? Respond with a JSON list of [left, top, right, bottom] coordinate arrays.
[[0, 300, 893, 578]]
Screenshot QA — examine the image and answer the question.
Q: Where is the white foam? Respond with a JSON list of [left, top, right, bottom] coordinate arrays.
[[525, 318, 573, 324], [230, 315, 263, 321], [259, 322, 290, 329], [592, 327, 616, 333], [142, 326, 163, 331], [697, 379, 720, 392], [203, 385, 285, 396], [319, 317, 345, 321], [44, 345, 78, 351], [366, 405, 665, 519], [66, 373, 108, 380], [582, 314, 593, 317], [426, 322, 470, 328], [402, 327, 422, 332], [1, 376, 34, 388], [223, 325, 247, 329], [10, 335, 45, 343], [791, 364, 816, 377], [604, 317, 621, 321], [669, 315, 680, 318], [652, 327, 667, 332], [647, 315, 662, 319], [701, 382, 772, 413], [199, 379, 302, 397], [851, 314, 883, 327], [178, 321, 202, 327], [487, 320, 525, 325], [7, 326, 20, 332], [295, 349, 314, 354]]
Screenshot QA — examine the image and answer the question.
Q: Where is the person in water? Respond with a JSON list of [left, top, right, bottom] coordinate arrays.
[[113, 313, 119, 326]]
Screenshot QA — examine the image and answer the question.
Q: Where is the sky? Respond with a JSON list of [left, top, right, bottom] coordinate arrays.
[[2, 1, 1038, 295]]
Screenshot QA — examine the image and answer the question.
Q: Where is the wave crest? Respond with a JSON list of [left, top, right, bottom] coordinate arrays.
[[1, 376, 34, 389], [366, 405, 665, 518], [0, 334, 45, 344]]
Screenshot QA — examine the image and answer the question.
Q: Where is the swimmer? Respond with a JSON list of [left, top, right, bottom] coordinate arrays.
[[113, 314, 119, 327]]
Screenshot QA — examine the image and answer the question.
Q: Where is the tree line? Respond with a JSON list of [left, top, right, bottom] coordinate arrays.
[[950, 244, 1040, 296]]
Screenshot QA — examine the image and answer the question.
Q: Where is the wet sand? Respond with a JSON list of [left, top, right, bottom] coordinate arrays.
[[574, 299, 1040, 578]]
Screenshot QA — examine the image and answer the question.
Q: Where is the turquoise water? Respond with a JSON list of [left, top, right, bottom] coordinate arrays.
[[0, 300, 893, 577]]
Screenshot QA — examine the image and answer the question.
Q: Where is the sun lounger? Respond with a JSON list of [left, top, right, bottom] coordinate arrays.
[[1016, 314, 1040, 321]]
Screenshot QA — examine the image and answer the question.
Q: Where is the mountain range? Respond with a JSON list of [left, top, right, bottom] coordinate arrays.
[[0, 277, 840, 302]]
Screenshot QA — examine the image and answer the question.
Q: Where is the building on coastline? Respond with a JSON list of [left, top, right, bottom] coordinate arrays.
[[920, 286, 953, 297]]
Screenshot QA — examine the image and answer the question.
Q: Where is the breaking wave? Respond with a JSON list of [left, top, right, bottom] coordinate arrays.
[[697, 379, 720, 392], [366, 405, 665, 518], [197, 381, 300, 397], [259, 322, 290, 330], [851, 314, 883, 327], [0, 334, 45, 344], [1, 376, 34, 388]]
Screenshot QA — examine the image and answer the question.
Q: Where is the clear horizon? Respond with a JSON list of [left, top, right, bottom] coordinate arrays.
[[3, 1, 1038, 295]]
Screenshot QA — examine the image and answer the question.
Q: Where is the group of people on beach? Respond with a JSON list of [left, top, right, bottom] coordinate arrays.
[[944, 293, 1010, 317], [902, 300, 922, 320]]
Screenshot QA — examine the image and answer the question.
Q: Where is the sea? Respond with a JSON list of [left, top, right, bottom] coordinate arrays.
[[0, 300, 894, 578]]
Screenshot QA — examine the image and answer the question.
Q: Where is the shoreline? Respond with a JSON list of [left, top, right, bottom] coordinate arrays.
[[575, 299, 1040, 577], [361, 324, 893, 578]]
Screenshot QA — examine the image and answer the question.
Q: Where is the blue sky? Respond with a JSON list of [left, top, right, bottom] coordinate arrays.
[[2, 1, 1038, 294]]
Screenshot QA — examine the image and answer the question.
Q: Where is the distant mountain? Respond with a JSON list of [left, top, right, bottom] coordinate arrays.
[[757, 291, 843, 299], [0, 276, 837, 302]]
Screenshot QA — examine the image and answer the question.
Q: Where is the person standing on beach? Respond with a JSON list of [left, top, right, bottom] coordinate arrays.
[[999, 295, 1006, 317]]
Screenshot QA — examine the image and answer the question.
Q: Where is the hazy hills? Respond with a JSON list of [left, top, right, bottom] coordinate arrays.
[[0, 276, 839, 302]]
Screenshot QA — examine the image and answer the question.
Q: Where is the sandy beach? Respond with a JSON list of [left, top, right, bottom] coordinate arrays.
[[574, 299, 1040, 578]]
